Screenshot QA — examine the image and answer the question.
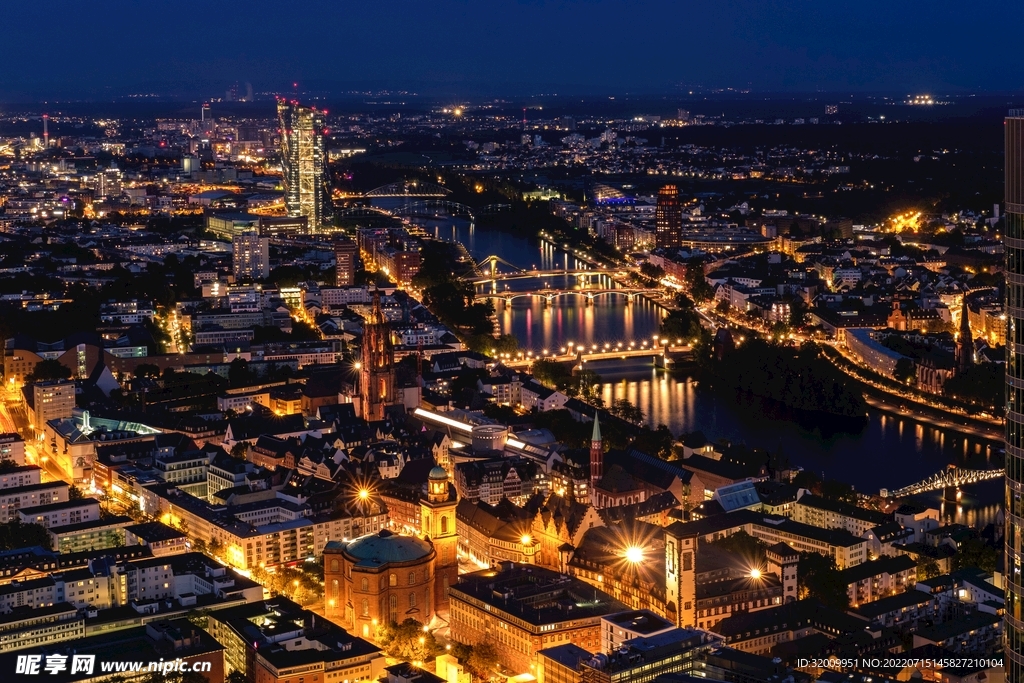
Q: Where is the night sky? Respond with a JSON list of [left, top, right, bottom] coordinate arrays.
[[4, 0, 1024, 99]]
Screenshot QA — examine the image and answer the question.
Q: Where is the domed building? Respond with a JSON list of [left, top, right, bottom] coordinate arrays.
[[324, 465, 458, 637]]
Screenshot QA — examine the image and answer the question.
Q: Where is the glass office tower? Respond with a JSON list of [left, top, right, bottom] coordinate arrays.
[[1005, 110, 1024, 676], [277, 99, 332, 230]]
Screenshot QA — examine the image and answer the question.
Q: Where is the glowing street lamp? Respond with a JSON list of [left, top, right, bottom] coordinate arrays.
[[749, 568, 762, 580], [624, 546, 643, 564]]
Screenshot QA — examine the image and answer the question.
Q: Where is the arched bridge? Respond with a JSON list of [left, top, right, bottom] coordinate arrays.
[[364, 181, 452, 198], [881, 466, 1004, 499]]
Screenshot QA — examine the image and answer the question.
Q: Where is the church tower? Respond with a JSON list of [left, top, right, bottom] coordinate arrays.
[[957, 295, 973, 374], [360, 289, 395, 421], [589, 414, 603, 508], [421, 465, 458, 612], [664, 523, 697, 628]]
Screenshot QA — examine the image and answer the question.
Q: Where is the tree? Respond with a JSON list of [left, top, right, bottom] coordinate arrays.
[[483, 403, 517, 423], [467, 642, 500, 679], [0, 519, 51, 551], [226, 672, 248, 683], [917, 557, 941, 581], [531, 359, 573, 390], [228, 358, 257, 387], [893, 357, 917, 385], [660, 308, 702, 344], [0, 460, 21, 473], [632, 424, 674, 459], [798, 552, 849, 610], [25, 359, 72, 384], [609, 398, 644, 425], [639, 262, 665, 282], [952, 538, 998, 573], [134, 363, 161, 379], [230, 442, 249, 460], [377, 619, 438, 662], [686, 266, 713, 303], [789, 298, 808, 328], [68, 485, 84, 500]]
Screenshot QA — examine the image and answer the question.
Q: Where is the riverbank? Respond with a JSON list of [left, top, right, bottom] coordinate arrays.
[[820, 344, 1004, 437]]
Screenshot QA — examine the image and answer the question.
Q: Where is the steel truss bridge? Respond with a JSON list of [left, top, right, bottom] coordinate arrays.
[[392, 200, 476, 220], [883, 466, 1004, 499]]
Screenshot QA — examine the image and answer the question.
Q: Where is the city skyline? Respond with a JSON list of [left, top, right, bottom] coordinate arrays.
[[3, 0, 1024, 100], [0, 6, 1012, 679]]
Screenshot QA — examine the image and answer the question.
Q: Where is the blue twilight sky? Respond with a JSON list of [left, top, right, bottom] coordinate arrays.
[[3, 0, 1024, 99]]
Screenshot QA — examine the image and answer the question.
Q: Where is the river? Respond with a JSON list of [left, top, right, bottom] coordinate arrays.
[[423, 219, 1004, 527]]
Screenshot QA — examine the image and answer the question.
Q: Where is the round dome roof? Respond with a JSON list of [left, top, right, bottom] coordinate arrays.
[[345, 529, 433, 568], [428, 466, 448, 481]]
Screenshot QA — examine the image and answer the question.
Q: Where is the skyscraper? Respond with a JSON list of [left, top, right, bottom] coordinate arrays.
[[1005, 110, 1024, 679], [656, 184, 682, 250], [233, 231, 270, 281], [359, 289, 395, 421], [278, 99, 332, 230]]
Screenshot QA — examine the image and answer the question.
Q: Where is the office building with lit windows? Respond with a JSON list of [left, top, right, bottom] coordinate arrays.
[[1005, 109, 1024, 677], [655, 185, 682, 250], [277, 99, 332, 230]]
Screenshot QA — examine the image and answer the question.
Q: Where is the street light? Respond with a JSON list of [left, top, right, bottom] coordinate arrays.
[[624, 546, 643, 563]]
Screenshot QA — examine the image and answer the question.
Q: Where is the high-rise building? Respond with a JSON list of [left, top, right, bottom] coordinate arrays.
[[277, 99, 332, 230], [334, 237, 358, 287], [232, 231, 270, 281], [655, 185, 682, 250], [1005, 111, 1024, 679], [359, 289, 395, 421]]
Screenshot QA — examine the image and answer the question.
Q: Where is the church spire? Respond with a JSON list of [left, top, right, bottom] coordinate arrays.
[[589, 413, 603, 508], [957, 294, 973, 374]]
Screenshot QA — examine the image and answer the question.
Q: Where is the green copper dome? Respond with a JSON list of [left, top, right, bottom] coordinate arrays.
[[345, 529, 433, 568]]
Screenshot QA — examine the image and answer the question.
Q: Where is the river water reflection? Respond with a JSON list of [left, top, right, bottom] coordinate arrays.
[[425, 220, 1003, 526]]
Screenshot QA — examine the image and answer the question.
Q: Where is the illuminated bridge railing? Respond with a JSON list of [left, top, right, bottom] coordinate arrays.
[[882, 467, 1004, 498]]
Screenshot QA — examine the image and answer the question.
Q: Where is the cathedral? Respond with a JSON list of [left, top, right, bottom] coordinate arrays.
[[360, 288, 396, 421]]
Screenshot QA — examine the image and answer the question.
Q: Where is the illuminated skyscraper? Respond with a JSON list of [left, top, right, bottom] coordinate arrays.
[[1006, 110, 1024, 678], [656, 184, 682, 250], [278, 99, 332, 230]]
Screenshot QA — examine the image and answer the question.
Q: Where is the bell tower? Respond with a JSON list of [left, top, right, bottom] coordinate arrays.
[[360, 288, 395, 420], [421, 465, 458, 612], [589, 414, 603, 507]]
